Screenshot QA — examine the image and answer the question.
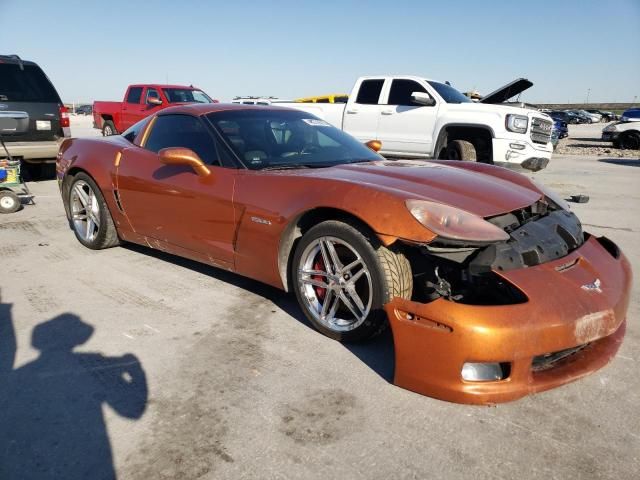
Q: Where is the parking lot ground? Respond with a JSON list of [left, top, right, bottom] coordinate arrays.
[[1, 146, 639, 478]]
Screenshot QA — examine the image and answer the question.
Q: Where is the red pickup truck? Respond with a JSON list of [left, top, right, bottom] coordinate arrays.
[[93, 84, 216, 136]]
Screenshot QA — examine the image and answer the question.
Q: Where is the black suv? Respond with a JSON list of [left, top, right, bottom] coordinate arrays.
[[0, 54, 69, 176]]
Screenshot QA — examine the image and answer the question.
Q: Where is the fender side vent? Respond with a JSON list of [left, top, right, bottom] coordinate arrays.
[[113, 189, 123, 212]]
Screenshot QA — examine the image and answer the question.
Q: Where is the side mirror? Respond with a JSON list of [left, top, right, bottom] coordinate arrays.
[[365, 140, 382, 152], [158, 147, 211, 177], [147, 97, 163, 106], [411, 92, 436, 106]]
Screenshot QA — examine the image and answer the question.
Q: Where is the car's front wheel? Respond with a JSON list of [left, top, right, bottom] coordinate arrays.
[[292, 220, 412, 342], [67, 173, 121, 249], [618, 131, 640, 150]]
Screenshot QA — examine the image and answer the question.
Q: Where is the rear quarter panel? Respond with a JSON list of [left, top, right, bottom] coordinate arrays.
[[92, 101, 124, 129]]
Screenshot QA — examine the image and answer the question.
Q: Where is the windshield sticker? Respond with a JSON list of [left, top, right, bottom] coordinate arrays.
[[302, 119, 331, 127]]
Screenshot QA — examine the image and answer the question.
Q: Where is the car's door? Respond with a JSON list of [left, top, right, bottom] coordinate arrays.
[[341, 78, 384, 142], [116, 113, 237, 268], [120, 86, 145, 131], [376, 78, 438, 156]]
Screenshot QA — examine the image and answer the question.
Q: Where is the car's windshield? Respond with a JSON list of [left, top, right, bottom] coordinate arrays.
[[162, 88, 212, 104], [426, 81, 471, 104], [207, 110, 382, 170]]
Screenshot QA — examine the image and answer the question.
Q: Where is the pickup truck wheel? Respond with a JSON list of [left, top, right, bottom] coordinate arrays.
[[619, 131, 640, 150], [0, 190, 21, 214], [68, 173, 121, 249], [102, 121, 117, 136], [445, 140, 476, 161], [292, 220, 412, 342]]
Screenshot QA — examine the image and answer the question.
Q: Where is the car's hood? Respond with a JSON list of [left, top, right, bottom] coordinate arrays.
[[293, 160, 543, 217], [480, 78, 533, 104]]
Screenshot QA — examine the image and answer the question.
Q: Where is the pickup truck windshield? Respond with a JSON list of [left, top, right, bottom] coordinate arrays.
[[163, 88, 212, 104], [426, 81, 471, 104], [208, 110, 382, 170]]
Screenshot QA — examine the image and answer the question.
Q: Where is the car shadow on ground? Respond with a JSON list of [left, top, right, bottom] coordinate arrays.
[[598, 158, 640, 167], [123, 243, 396, 383], [0, 295, 148, 480]]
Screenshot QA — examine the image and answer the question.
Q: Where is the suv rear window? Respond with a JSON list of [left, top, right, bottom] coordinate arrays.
[[0, 64, 61, 103]]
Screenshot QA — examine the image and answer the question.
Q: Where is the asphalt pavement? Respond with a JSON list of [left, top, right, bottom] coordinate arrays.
[[0, 121, 638, 479]]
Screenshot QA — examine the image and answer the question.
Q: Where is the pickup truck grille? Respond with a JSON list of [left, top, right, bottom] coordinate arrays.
[[530, 117, 553, 144]]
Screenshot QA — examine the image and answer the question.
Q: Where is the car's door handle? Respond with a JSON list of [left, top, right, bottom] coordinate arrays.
[[346, 109, 359, 114], [381, 110, 394, 115]]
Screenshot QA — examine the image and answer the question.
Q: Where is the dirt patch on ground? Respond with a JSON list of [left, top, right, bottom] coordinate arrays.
[[279, 388, 362, 445], [555, 137, 639, 158]]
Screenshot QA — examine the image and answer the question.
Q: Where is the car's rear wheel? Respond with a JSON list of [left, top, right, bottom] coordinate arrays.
[[0, 190, 21, 213], [445, 140, 476, 161], [68, 172, 120, 249], [618, 131, 640, 150], [292, 220, 412, 342], [102, 120, 117, 136]]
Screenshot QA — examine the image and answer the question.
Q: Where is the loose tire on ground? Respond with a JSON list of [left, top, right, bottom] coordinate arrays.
[[0, 190, 21, 213], [292, 220, 412, 342], [67, 172, 121, 249], [445, 140, 477, 161], [102, 120, 117, 136]]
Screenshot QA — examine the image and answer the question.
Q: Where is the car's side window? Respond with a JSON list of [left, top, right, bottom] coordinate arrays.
[[387, 80, 429, 106], [355, 79, 384, 105], [122, 117, 151, 144], [126, 87, 143, 104], [144, 114, 220, 166]]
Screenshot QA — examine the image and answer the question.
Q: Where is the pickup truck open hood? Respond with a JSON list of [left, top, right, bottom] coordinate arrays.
[[480, 78, 533, 104], [297, 160, 543, 218]]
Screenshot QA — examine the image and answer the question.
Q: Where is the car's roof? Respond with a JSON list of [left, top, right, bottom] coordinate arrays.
[[157, 102, 296, 116], [0, 55, 38, 66], [129, 84, 200, 90]]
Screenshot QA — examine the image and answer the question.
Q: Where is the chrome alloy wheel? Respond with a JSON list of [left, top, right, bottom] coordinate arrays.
[[70, 180, 101, 242], [298, 236, 373, 332]]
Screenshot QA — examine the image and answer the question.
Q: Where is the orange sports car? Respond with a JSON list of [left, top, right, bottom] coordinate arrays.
[[56, 104, 632, 404]]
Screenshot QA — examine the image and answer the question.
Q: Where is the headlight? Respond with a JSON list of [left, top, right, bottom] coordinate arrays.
[[533, 181, 570, 211], [506, 114, 528, 134], [406, 199, 510, 243]]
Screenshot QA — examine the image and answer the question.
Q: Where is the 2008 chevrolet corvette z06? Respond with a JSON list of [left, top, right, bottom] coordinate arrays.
[[57, 104, 632, 404]]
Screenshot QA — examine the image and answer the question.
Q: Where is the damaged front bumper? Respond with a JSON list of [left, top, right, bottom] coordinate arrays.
[[384, 235, 632, 404]]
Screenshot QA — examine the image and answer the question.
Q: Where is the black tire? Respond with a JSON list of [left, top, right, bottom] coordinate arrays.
[[67, 172, 121, 249], [445, 139, 476, 161], [0, 190, 21, 213], [291, 220, 412, 342], [619, 131, 640, 150], [102, 120, 117, 136]]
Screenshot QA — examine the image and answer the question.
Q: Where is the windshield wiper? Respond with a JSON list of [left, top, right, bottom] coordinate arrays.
[[261, 163, 338, 171], [260, 164, 312, 171]]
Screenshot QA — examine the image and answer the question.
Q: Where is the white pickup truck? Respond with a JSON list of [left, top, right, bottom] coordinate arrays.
[[277, 76, 553, 171]]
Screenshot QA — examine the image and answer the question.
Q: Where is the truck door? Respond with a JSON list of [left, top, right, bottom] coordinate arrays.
[[120, 86, 145, 131], [376, 78, 438, 156], [342, 78, 384, 143]]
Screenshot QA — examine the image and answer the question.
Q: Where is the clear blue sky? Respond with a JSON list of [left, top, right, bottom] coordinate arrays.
[[1, 0, 639, 104]]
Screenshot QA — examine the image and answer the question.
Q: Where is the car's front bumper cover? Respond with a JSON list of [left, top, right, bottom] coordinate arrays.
[[384, 235, 632, 404]]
